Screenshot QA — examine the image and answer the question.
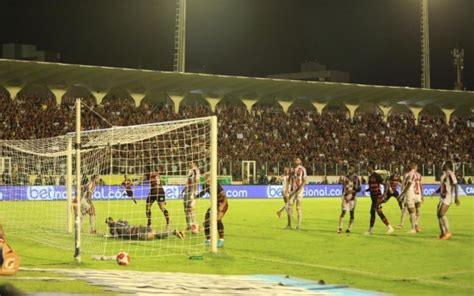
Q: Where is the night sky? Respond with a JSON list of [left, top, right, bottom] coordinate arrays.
[[1, 0, 473, 90]]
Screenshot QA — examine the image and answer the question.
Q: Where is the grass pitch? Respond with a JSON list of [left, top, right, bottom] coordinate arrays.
[[2, 197, 473, 295]]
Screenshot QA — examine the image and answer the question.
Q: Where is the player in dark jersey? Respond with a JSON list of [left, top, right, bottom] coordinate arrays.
[[365, 163, 394, 235], [105, 217, 184, 240], [121, 175, 137, 204], [383, 167, 401, 203], [140, 165, 170, 228], [197, 174, 228, 248]]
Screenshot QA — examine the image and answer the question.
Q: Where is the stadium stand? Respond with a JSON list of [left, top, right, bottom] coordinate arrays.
[[0, 59, 472, 183]]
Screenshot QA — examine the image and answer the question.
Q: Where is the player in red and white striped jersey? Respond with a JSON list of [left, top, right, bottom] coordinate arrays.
[[398, 162, 421, 233], [73, 174, 100, 234], [414, 171, 423, 231], [338, 166, 361, 233], [291, 158, 307, 229], [432, 161, 460, 240], [276, 167, 293, 228], [183, 161, 200, 231]]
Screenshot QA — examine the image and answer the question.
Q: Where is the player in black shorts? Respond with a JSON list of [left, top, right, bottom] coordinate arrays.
[[121, 175, 137, 204], [365, 162, 394, 235], [197, 174, 228, 248], [383, 167, 401, 203], [140, 165, 169, 228]]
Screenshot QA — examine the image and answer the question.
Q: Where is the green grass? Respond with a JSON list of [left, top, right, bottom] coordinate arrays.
[[3, 197, 473, 295]]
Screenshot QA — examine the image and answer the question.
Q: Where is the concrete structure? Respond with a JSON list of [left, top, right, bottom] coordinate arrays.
[[0, 59, 473, 125]]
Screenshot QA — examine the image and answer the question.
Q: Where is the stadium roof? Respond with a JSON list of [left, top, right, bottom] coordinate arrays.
[[0, 59, 473, 109]]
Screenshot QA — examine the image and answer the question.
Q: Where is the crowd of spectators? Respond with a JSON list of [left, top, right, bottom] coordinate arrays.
[[0, 91, 472, 179]]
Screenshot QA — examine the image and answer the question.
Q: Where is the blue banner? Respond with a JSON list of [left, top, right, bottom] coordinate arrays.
[[0, 184, 471, 201]]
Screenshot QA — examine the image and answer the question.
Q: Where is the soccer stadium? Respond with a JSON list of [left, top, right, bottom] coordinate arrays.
[[0, 1, 473, 295]]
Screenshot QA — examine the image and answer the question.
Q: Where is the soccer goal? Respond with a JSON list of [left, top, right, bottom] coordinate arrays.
[[0, 99, 218, 262]]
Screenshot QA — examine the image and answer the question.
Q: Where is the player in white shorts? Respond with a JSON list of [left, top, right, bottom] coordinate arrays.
[[432, 161, 460, 240], [276, 167, 293, 229], [398, 162, 420, 234], [414, 171, 423, 231], [338, 165, 361, 234], [291, 158, 307, 229], [182, 161, 200, 232]]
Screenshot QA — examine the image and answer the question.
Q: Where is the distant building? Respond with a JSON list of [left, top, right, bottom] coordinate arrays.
[[267, 61, 350, 83], [1, 43, 60, 62]]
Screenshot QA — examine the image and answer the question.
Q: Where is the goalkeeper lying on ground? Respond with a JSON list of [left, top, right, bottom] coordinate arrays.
[[105, 217, 185, 240]]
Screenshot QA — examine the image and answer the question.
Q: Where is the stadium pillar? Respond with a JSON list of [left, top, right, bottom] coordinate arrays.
[[91, 91, 107, 105], [205, 96, 222, 113], [51, 88, 67, 105], [5, 85, 22, 100], [170, 95, 184, 113], [409, 106, 423, 125], [441, 108, 455, 125], [242, 98, 258, 112], [312, 102, 327, 115], [379, 106, 392, 122], [278, 100, 293, 113], [346, 104, 358, 122], [130, 93, 146, 107]]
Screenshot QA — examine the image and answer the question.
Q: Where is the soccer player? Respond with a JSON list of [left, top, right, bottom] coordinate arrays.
[[121, 175, 137, 204], [105, 217, 184, 240], [432, 161, 460, 240], [197, 174, 228, 248], [291, 157, 307, 230], [384, 167, 401, 203], [141, 165, 170, 228], [276, 167, 292, 228], [365, 163, 394, 235], [182, 161, 200, 231], [73, 174, 100, 234], [414, 170, 423, 231], [338, 165, 361, 234], [397, 162, 421, 233], [396, 168, 409, 229]]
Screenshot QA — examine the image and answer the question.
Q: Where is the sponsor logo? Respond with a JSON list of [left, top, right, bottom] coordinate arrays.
[[305, 186, 343, 197], [27, 186, 66, 200], [225, 189, 248, 198], [464, 186, 474, 195], [266, 186, 283, 198]]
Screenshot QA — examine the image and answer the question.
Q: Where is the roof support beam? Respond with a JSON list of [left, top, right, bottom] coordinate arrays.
[[169, 95, 184, 114], [4, 85, 23, 100], [312, 102, 327, 115], [408, 106, 423, 125], [204, 96, 222, 113], [441, 108, 455, 125], [278, 100, 293, 113], [91, 91, 107, 105], [241, 98, 258, 112], [379, 105, 392, 123], [50, 88, 67, 105], [346, 104, 359, 122], [130, 93, 146, 107]]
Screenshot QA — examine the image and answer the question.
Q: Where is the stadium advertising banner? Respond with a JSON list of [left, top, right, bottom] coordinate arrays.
[[0, 184, 473, 201]]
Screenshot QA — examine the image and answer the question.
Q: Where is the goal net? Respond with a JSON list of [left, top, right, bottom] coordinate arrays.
[[0, 115, 218, 259]]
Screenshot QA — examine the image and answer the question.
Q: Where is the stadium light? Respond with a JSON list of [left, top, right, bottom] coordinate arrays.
[[174, 0, 187, 73]]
